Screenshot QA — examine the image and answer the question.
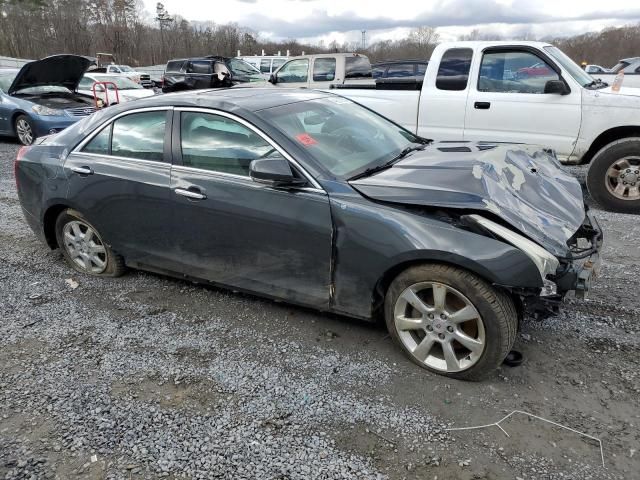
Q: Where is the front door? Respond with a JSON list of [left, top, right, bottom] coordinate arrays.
[[64, 108, 173, 264], [464, 48, 581, 160], [169, 109, 333, 308], [274, 58, 310, 88]]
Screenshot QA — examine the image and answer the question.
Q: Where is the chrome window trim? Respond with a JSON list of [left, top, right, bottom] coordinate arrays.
[[69, 151, 172, 169], [72, 106, 173, 153], [175, 107, 323, 191]]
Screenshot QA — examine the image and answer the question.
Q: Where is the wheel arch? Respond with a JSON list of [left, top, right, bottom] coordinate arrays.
[[43, 203, 72, 249], [581, 126, 640, 164], [10, 110, 31, 134]]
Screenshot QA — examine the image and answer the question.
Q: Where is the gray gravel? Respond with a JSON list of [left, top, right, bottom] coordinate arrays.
[[1, 138, 638, 479]]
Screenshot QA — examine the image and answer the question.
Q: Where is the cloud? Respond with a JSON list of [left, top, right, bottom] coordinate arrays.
[[236, 0, 640, 39]]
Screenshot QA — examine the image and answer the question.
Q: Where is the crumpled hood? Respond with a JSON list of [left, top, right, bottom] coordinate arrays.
[[9, 55, 94, 94], [350, 143, 586, 256]]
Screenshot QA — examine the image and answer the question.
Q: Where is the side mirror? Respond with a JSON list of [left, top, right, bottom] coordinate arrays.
[[249, 155, 306, 188], [269, 73, 277, 84], [544, 79, 570, 95]]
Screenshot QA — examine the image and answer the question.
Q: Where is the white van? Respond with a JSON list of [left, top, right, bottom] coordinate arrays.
[[238, 56, 288, 76]]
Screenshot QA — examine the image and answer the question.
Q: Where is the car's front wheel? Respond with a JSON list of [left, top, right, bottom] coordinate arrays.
[[385, 263, 517, 381], [55, 209, 125, 277], [14, 115, 35, 146], [586, 137, 640, 213]]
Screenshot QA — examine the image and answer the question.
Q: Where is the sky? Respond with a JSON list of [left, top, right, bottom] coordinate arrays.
[[142, 0, 640, 46]]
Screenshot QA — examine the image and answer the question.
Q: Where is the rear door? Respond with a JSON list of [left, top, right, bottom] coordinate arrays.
[[64, 108, 173, 264], [168, 108, 333, 307], [464, 47, 581, 159], [186, 60, 213, 89]]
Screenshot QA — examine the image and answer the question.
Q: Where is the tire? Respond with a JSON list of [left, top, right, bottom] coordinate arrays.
[[586, 137, 640, 213], [14, 114, 36, 146], [54, 209, 126, 277], [384, 263, 517, 381]]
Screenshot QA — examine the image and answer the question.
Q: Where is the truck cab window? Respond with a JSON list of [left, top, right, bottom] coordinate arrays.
[[277, 59, 309, 83], [436, 48, 473, 91], [479, 51, 559, 94], [313, 58, 336, 81]]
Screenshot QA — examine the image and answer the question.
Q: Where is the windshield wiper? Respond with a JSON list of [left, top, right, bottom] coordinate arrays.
[[349, 144, 426, 181]]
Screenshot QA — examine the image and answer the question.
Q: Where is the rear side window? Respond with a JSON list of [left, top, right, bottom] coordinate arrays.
[[180, 112, 273, 176], [372, 66, 385, 78], [345, 56, 372, 79], [313, 58, 336, 81], [386, 64, 414, 78], [417, 63, 428, 76], [82, 125, 111, 155], [166, 60, 184, 72], [188, 61, 212, 74], [111, 111, 166, 161], [436, 48, 473, 91]]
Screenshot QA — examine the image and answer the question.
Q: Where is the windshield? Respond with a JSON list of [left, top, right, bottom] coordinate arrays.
[[258, 96, 419, 178], [227, 58, 264, 81], [544, 46, 595, 87], [117, 65, 134, 72], [99, 76, 142, 90], [610, 61, 629, 73], [0, 72, 17, 92]]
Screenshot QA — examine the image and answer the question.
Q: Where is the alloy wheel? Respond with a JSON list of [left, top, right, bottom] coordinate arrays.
[[62, 220, 108, 274], [393, 282, 485, 373], [16, 118, 34, 145], [606, 157, 640, 201]]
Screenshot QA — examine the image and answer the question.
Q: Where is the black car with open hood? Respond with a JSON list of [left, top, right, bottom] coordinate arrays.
[[8, 54, 95, 95]]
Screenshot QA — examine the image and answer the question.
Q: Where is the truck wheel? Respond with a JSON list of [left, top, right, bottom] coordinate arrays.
[[587, 137, 640, 213], [55, 209, 126, 277], [14, 115, 35, 145], [385, 263, 517, 381]]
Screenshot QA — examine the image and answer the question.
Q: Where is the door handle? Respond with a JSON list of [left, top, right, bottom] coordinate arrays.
[[175, 188, 207, 200], [474, 101, 491, 110], [71, 166, 93, 175]]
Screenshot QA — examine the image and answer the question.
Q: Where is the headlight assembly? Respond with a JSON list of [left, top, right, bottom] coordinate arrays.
[[467, 214, 559, 280], [32, 104, 65, 116]]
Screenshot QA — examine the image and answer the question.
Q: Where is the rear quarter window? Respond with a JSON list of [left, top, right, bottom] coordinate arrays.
[[436, 48, 473, 91]]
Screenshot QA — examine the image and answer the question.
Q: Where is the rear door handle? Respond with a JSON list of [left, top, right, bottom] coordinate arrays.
[[474, 101, 491, 110], [174, 187, 207, 200], [71, 166, 93, 175]]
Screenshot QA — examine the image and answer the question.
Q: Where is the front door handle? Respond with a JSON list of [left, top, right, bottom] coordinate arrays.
[[71, 166, 93, 175], [175, 187, 207, 200], [474, 101, 491, 110]]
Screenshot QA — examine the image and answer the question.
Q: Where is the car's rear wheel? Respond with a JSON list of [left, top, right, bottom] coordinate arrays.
[[385, 263, 517, 381], [55, 209, 125, 277], [586, 138, 640, 213], [14, 115, 35, 146]]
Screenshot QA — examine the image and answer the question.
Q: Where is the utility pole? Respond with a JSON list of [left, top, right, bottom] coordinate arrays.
[[361, 30, 366, 50]]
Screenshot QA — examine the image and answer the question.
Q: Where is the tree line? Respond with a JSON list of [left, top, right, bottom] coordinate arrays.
[[0, 0, 638, 67]]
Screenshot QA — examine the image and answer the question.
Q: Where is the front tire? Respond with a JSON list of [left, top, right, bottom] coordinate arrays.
[[14, 115, 36, 146], [385, 263, 517, 381], [55, 209, 126, 277], [586, 138, 640, 213]]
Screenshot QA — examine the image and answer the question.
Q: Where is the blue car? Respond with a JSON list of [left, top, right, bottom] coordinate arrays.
[[0, 55, 97, 145]]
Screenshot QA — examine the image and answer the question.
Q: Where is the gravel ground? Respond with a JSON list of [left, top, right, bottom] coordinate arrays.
[[1, 138, 638, 479]]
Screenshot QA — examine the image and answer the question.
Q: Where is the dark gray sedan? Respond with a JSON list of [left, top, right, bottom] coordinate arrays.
[[15, 88, 602, 380]]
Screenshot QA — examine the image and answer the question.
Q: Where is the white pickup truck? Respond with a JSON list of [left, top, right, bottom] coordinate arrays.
[[334, 41, 640, 213]]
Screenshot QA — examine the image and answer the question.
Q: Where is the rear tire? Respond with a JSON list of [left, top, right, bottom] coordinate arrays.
[[385, 263, 517, 381], [14, 115, 36, 146], [55, 209, 126, 277], [586, 138, 640, 213]]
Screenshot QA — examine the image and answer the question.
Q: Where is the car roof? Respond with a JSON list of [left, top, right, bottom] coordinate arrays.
[[373, 60, 428, 66], [99, 87, 332, 113]]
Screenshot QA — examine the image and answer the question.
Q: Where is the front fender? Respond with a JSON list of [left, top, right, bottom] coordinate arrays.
[[329, 196, 541, 319]]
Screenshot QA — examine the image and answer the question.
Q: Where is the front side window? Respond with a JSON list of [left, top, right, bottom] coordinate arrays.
[[111, 111, 166, 161], [258, 97, 417, 178], [78, 77, 95, 89], [82, 125, 111, 155], [313, 58, 336, 81], [386, 64, 414, 78], [345, 56, 372, 79], [479, 50, 559, 94], [180, 112, 273, 176], [436, 48, 473, 91], [277, 59, 309, 83], [260, 59, 271, 73]]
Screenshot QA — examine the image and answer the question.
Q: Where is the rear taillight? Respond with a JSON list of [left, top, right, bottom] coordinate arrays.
[[15, 146, 30, 189]]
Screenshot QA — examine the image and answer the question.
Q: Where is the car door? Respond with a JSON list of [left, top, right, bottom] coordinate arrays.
[[64, 108, 174, 265], [464, 48, 581, 160], [185, 60, 213, 89], [273, 59, 310, 88], [168, 108, 333, 308]]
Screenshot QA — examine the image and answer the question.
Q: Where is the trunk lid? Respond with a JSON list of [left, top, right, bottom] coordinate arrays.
[[350, 143, 585, 256], [8, 55, 94, 94]]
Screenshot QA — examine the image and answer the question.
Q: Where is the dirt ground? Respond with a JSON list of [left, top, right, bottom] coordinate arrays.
[[1, 138, 638, 479]]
